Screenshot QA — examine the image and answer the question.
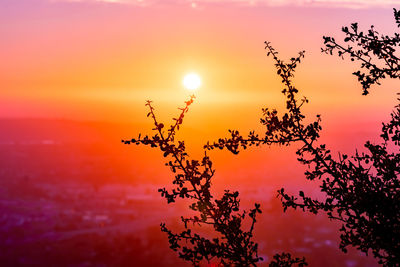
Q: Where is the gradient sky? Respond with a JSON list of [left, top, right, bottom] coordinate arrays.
[[3, 3, 400, 266], [1, 0, 399, 137]]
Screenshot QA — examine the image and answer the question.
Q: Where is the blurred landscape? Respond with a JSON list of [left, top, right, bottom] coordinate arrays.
[[1, 1, 398, 266], [0, 118, 381, 266]]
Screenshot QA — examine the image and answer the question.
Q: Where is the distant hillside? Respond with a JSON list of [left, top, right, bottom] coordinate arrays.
[[0, 119, 138, 144]]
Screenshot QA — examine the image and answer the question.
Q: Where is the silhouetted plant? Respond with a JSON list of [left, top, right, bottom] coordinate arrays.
[[322, 8, 400, 95], [123, 10, 400, 266], [206, 10, 400, 266], [122, 97, 265, 266], [269, 252, 307, 267]]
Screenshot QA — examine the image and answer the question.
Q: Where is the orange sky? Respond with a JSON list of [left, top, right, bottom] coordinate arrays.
[[2, 4, 399, 266], [1, 0, 399, 137]]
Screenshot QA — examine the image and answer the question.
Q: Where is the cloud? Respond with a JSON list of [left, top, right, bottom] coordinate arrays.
[[52, 0, 400, 9]]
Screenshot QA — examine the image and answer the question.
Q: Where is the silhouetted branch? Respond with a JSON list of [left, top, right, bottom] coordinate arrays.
[[207, 37, 400, 266], [269, 252, 308, 267], [121, 10, 400, 266], [123, 97, 265, 266], [322, 8, 400, 95]]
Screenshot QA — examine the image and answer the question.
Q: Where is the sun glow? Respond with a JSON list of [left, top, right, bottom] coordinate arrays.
[[183, 73, 202, 91]]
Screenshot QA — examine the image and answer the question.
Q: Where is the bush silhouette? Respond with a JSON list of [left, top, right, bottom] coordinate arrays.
[[206, 8, 400, 266], [123, 96, 307, 266], [123, 97, 264, 265], [123, 8, 399, 267]]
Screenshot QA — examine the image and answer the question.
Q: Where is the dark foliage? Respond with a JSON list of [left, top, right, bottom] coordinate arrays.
[[206, 11, 400, 267], [123, 96, 310, 265], [322, 8, 400, 95], [123, 97, 264, 266], [269, 252, 307, 267], [123, 9, 400, 267]]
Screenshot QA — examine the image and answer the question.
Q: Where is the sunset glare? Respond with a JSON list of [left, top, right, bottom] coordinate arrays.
[[1, 0, 399, 266], [183, 73, 202, 91]]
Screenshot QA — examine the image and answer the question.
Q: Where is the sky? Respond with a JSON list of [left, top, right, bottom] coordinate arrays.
[[1, 2, 399, 264], [1, 0, 399, 135]]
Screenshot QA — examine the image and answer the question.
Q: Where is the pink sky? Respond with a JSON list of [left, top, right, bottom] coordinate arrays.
[[0, 0, 398, 131], [1, 5, 398, 264]]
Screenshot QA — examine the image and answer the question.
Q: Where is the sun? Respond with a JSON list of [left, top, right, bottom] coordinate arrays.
[[183, 73, 201, 91]]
